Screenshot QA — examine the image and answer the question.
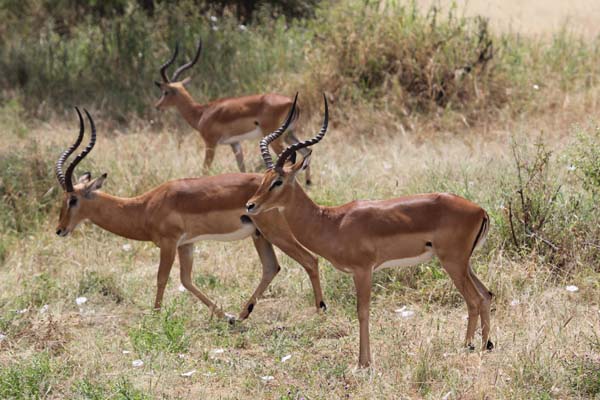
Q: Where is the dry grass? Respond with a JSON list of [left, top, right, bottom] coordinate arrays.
[[1, 104, 599, 398]]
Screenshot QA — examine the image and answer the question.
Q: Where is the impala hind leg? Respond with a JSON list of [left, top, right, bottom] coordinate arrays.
[[353, 268, 373, 368], [202, 142, 217, 174], [440, 258, 485, 350], [285, 131, 312, 185], [230, 142, 246, 172], [251, 211, 326, 312], [178, 243, 230, 321], [238, 232, 280, 321], [469, 267, 494, 350], [154, 244, 177, 310]]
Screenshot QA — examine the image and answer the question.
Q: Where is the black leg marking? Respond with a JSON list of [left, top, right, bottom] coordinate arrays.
[[486, 340, 494, 351], [488, 290, 494, 298], [467, 343, 475, 352], [319, 301, 327, 311], [425, 241, 432, 247], [247, 303, 254, 316]]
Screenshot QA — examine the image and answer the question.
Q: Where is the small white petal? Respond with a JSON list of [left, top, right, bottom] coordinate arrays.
[[0, 333, 6, 341], [122, 244, 132, 252], [261, 375, 275, 382], [211, 348, 225, 354], [16, 308, 28, 314], [281, 354, 292, 362], [181, 369, 196, 377], [76, 297, 88, 306], [178, 353, 186, 359], [212, 26, 219, 31], [510, 299, 520, 306], [178, 284, 187, 292], [567, 165, 576, 171], [239, 24, 247, 31], [210, 15, 218, 22], [533, 84, 540, 90], [400, 310, 415, 318], [122, 350, 131, 354], [39, 304, 49, 314], [132, 359, 144, 367], [566, 285, 579, 292]]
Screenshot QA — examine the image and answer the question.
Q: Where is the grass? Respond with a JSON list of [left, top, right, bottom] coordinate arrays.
[[0, 1, 599, 398]]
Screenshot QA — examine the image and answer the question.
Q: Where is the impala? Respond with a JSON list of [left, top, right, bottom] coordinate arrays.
[[55, 106, 326, 322], [246, 96, 494, 367], [154, 40, 312, 184]]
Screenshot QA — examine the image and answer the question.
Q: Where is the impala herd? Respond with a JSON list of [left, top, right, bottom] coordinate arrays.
[[54, 39, 493, 368]]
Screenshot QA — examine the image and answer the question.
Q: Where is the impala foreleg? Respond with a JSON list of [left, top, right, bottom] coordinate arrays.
[[353, 268, 373, 368], [230, 142, 246, 172], [252, 211, 326, 312], [178, 243, 229, 321], [238, 232, 280, 321], [202, 143, 217, 174], [154, 244, 177, 310]]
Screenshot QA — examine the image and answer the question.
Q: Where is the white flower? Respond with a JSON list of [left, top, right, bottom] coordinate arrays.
[[239, 24, 247, 31], [566, 285, 579, 292], [261, 375, 275, 382], [533, 84, 540, 90], [567, 165, 576, 171], [76, 297, 88, 306], [210, 15, 218, 22], [122, 350, 131, 354], [181, 369, 196, 377], [212, 26, 219, 31], [132, 359, 144, 367], [0, 333, 6, 341], [39, 304, 49, 314], [122, 244, 132, 252], [16, 308, 28, 314], [178, 353, 186, 359], [178, 284, 187, 292], [510, 299, 520, 306], [281, 354, 292, 362]]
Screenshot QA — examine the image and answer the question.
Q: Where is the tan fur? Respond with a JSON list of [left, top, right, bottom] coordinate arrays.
[[247, 160, 492, 367]]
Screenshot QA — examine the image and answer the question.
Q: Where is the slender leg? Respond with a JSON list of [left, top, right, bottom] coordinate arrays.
[[178, 243, 228, 320], [353, 268, 373, 368], [230, 142, 245, 172], [251, 210, 326, 311], [202, 143, 217, 174], [154, 244, 177, 310], [440, 259, 484, 349], [238, 233, 281, 320], [469, 266, 493, 350], [285, 131, 312, 185]]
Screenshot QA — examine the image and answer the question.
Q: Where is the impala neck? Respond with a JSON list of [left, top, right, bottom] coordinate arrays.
[[84, 192, 150, 241], [174, 90, 205, 129], [281, 182, 342, 262]]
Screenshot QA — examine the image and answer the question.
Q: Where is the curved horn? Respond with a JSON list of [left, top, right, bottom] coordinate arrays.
[[159, 42, 179, 83], [260, 93, 298, 169], [64, 109, 97, 192], [171, 40, 202, 82], [275, 93, 328, 171], [56, 107, 85, 190]]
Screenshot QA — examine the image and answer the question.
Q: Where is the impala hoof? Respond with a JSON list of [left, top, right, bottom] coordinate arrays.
[[467, 343, 475, 352], [225, 313, 236, 325], [486, 340, 494, 351], [319, 301, 327, 312]]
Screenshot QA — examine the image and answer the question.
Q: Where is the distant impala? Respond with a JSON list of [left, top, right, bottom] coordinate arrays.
[[154, 40, 312, 184], [247, 96, 494, 367], [54, 106, 326, 322]]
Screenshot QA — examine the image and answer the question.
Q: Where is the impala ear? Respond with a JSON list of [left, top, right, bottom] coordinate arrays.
[[290, 151, 312, 173], [83, 173, 107, 198], [181, 77, 192, 86], [78, 172, 92, 184]]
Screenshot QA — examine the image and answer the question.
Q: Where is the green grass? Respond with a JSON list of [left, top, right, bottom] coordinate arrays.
[[0, 353, 54, 399]]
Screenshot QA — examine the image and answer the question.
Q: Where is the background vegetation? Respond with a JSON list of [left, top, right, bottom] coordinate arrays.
[[0, 0, 599, 398]]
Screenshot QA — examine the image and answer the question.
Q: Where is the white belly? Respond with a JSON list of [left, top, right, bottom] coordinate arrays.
[[220, 126, 262, 144], [374, 250, 434, 271], [177, 224, 255, 246]]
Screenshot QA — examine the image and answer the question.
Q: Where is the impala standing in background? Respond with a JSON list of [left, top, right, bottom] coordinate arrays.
[[154, 40, 312, 184], [246, 96, 494, 367], [55, 106, 326, 322]]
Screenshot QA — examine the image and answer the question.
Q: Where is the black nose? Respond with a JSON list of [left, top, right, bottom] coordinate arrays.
[[246, 203, 255, 212], [56, 229, 62, 236]]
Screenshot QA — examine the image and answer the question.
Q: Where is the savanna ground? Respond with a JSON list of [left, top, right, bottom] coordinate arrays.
[[1, 1, 599, 399]]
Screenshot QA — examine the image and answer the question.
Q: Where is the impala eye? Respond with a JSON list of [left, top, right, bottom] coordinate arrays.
[[269, 180, 283, 191], [68, 197, 78, 207]]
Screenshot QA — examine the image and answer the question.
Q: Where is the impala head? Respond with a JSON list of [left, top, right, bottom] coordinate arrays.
[[55, 108, 107, 237], [154, 40, 202, 110], [246, 94, 328, 215]]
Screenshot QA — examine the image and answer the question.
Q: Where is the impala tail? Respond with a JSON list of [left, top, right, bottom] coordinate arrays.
[[471, 210, 490, 256]]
